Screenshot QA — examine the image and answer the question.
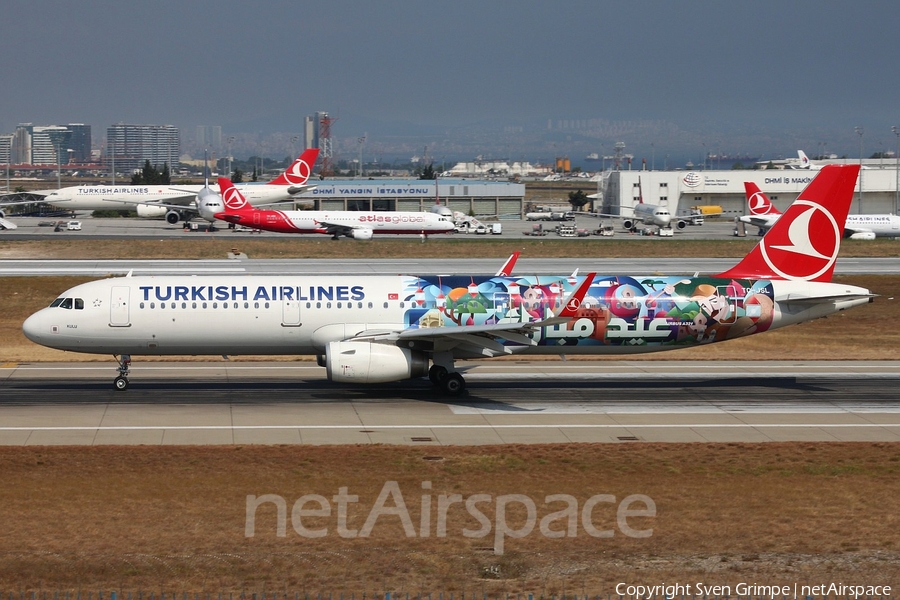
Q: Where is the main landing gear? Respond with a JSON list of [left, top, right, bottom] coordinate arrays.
[[428, 359, 466, 396], [113, 354, 131, 391]]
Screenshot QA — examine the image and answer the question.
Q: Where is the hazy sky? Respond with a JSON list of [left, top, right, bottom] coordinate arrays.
[[2, 0, 899, 159]]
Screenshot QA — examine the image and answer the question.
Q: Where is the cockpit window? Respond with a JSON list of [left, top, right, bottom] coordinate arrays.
[[59, 298, 73, 309], [50, 298, 64, 308], [74, 298, 84, 310]]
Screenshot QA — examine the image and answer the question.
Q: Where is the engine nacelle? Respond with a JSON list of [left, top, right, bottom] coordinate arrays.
[[136, 204, 168, 218], [622, 219, 635, 230], [674, 219, 687, 230], [325, 341, 428, 383], [0, 209, 5, 219], [349, 228, 374, 240], [165, 210, 182, 224], [849, 231, 876, 241]]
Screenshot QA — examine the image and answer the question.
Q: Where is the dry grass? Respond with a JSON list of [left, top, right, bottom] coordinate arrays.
[[3, 275, 899, 362], [1, 443, 899, 591]]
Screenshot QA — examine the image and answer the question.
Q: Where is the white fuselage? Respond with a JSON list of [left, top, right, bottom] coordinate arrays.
[[740, 212, 900, 237], [34, 183, 297, 213], [23, 275, 871, 358], [633, 203, 672, 228]]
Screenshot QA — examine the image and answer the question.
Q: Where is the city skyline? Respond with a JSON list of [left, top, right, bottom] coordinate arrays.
[[2, 1, 898, 167]]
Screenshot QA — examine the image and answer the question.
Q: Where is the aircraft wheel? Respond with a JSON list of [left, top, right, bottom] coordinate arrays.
[[441, 373, 466, 396], [114, 376, 129, 391], [429, 365, 448, 385]]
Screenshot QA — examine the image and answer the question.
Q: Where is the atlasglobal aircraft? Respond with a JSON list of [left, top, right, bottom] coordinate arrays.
[[214, 178, 454, 239], [743, 180, 900, 239], [24, 165, 871, 395], [23, 149, 319, 225]]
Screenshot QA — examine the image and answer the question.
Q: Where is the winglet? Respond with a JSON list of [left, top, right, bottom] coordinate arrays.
[[555, 272, 596, 318], [495, 251, 520, 277], [715, 165, 859, 282], [268, 148, 320, 186]]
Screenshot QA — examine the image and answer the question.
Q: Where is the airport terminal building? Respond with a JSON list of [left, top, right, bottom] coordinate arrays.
[[294, 179, 526, 218], [599, 163, 900, 217]]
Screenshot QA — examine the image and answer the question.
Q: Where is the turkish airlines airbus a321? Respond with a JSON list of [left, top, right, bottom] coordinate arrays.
[[214, 178, 454, 239], [742, 180, 900, 239], [24, 165, 871, 395]]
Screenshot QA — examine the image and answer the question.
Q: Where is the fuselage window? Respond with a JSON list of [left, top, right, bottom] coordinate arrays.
[[400, 302, 405, 308], [223, 302, 228, 309], [255, 302, 259, 309], [326, 302, 332, 309], [383, 302, 388, 309], [233, 302, 238, 309], [316, 302, 321, 309], [160, 302, 165, 310], [306, 302, 311, 309], [140, 302, 145, 309], [213, 302, 218, 309], [265, 302, 270, 309], [170, 302, 175, 309], [150, 302, 156, 309], [244, 302, 249, 309], [358, 302, 363, 309], [74, 298, 84, 310], [181, 302, 187, 309], [368, 302, 373, 309], [337, 302, 342, 308], [192, 302, 197, 309], [202, 302, 207, 309], [50, 298, 64, 308], [60, 298, 73, 309]]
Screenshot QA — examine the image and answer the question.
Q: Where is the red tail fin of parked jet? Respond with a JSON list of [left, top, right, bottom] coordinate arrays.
[[267, 148, 319, 186], [218, 178, 253, 217], [744, 182, 781, 216], [716, 165, 859, 282]]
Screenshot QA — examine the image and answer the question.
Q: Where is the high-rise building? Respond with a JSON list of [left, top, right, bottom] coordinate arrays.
[[67, 124, 92, 163], [106, 123, 179, 173]]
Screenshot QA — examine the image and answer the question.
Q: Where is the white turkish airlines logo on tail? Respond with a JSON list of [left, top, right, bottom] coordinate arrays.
[[281, 158, 312, 185], [223, 187, 248, 210], [748, 191, 771, 215], [759, 199, 839, 281]]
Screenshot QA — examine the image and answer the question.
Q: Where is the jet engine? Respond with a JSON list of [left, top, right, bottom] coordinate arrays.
[[349, 228, 374, 240], [622, 219, 635, 230], [324, 341, 428, 383], [849, 231, 876, 240], [0, 209, 5, 219], [674, 219, 687, 230], [136, 204, 168, 219], [165, 210, 182, 224]]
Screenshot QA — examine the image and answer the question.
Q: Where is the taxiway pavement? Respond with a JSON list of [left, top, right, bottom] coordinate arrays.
[[1, 360, 898, 445]]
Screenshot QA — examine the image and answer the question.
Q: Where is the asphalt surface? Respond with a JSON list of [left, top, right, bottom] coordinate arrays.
[[1, 360, 898, 445]]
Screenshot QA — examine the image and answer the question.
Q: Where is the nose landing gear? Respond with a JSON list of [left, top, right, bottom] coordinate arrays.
[[114, 354, 131, 391]]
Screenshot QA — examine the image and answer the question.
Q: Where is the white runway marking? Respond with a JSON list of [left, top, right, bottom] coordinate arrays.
[[0, 423, 897, 431]]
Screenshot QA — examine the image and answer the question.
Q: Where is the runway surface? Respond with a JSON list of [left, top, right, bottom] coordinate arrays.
[[1, 360, 899, 445], [1, 256, 898, 276]]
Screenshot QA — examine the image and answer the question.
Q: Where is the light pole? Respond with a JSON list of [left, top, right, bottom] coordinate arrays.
[[357, 134, 366, 179], [855, 126, 864, 212], [651, 143, 655, 171], [226, 136, 235, 178], [56, 142, 62, 189]]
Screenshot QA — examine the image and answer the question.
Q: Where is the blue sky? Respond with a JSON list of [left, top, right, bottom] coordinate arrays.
[[2, 0, 898, 163]]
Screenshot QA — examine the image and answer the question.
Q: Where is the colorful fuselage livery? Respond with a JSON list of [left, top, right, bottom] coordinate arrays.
[[24, 165, 871, 395]]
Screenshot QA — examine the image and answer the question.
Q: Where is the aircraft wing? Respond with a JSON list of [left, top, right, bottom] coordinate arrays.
[[315, 220, 362, 237], [346, 272, 596, 358], [287, 184, 317, 195], [742, 215, 776, 228], [844, 226, 873, 235], [107, 197, 198, 212]]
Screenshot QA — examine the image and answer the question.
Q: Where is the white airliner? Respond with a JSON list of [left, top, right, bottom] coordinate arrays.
[[742, 180, 900, 239], [16, 149, 319, 225], [214, 178, 454, 239], [594, 177, 687, 232], [793, 150, 822, 170], [24, 166, 872, 395]]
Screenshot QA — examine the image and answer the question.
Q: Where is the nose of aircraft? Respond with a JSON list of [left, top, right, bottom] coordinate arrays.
[[22, 310, 49, 344]]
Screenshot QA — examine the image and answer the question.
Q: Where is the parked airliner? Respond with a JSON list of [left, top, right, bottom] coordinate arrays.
[[742, 180, 900, 239], [24, 166, 871, 395], [20, 149, 319, 225], [214, 178, 454, 239], [594, 177, 687, 233]]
